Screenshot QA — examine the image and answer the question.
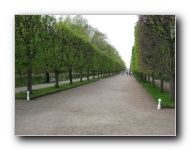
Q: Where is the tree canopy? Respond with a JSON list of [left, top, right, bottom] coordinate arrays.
[[130, 15, 175, 101], [15, 15, 126, 91]]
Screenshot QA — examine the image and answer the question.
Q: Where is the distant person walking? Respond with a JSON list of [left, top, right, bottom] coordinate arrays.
[[46, 72, 50, 83]]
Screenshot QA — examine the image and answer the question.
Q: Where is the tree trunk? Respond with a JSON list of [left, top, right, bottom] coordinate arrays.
[[54, 71, 59, 88], [69, 69, 73, 84], [169, 42, 175, 101], [98, 70, 99, 78], [140, 73, 143, 81], [148, 73, 150, 84], [169, 72, 175, 101], [80, 69, 83, 82], [27, 69, 32, 93], [87, 69, 89, 80], [160, 74, 163, 93], [19, 70, 22, 76], [152, 72, 155, 88], [144, 74, 147, 82], [93, 71, 95, 79]]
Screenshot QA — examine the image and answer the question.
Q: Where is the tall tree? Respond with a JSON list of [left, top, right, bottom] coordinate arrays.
[[15, 15, 42, 93], [63, 15, 95, 81], [40, 15, 65, 88], [130, 23, 139, 75], [143, 15, 175, 101], [57, 20, 82, 84], [131, 15, 175, 100]]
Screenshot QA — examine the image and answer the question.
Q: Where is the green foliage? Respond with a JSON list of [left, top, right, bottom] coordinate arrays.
[[130, 15, 175, 101], [15, 15, 126, 91], [130, 23, 139, 73], [15, 15, 43, 71], [63, 15, 126, 71], [62, 72, 94, 80], [15, 71, 97, 87], [15, 73, 68, 87], [15, 74, 45, 87]]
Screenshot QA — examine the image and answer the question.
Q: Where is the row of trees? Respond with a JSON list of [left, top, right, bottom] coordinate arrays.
[[130, 15, 175, 101], [62, 15, 125, 67], [15, 15, 126, 93]]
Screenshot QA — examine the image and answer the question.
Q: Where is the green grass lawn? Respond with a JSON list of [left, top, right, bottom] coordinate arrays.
[[139, 81, 175, 108], [15, 79, 98, 100]]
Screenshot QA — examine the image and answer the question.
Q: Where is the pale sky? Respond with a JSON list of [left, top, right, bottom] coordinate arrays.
[[82, 15, 138, 69]]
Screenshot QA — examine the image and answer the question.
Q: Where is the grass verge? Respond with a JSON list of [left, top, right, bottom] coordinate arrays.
[[135, 76, 175, 108], [15, 79, 98, 100]]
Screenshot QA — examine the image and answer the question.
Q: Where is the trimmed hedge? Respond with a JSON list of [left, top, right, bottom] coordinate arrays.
[[63, 72, 94, 80], [15, 74, 45, 87], [15, 72, 94, 87]]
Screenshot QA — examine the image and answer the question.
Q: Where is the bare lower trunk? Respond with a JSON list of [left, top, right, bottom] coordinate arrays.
[[69, 69, 73, 84], [169, 73, 175, 101], [152, 73, 155, 88], [140, 73, 143, 81], [169, 42, 175, 101], [148, 73, 150, 84], [160, 74, 163, 93], [27, 69, 32, 93], [93, 71, 95, 79], [80, 69, 83, 82], [144, 74, 147, 82], [19, 70, 22, 76], [138, 72, 140, 78], [54, 71, 59, 88], [87, 69, 89, 80]]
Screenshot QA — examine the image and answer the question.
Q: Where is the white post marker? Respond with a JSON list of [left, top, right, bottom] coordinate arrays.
[[157, 99, 161, 109], [27, 91, 30, 101]]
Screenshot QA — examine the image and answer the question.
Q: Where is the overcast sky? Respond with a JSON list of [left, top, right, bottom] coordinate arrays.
[[82, 15, 138, 69]]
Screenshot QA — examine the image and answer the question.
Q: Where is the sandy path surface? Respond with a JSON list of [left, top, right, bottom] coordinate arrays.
[[15, 75, 175, 135]]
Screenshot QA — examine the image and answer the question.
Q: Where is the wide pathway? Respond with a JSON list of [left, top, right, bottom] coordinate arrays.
[[15, 75, 175, 135]]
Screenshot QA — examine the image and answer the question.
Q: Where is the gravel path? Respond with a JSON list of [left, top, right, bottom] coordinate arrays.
[[15, 75, 175, 135]]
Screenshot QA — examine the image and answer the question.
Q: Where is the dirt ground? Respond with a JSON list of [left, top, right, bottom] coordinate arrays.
[[15, 75, 175, 135]]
